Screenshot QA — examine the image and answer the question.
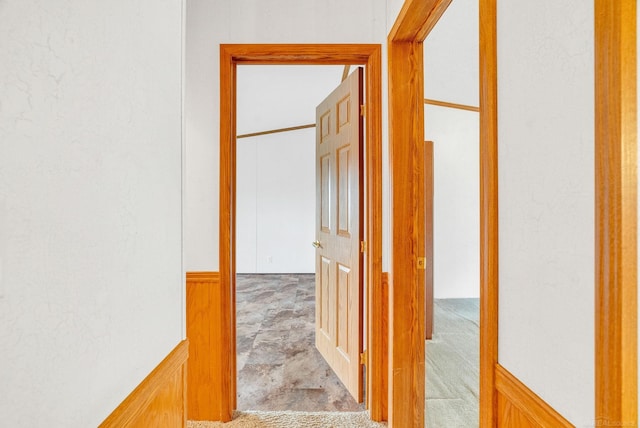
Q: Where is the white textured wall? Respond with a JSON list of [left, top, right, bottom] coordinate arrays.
[[424, 0, 478, 107], [0, 1, 184, 426], [236, 66, 343, 273], [386, 0, 405, 32], [424, 0, 479, 299], [185, 0, 387, 271], [424, 107, 479, 298], [497, 1, 594, 424]]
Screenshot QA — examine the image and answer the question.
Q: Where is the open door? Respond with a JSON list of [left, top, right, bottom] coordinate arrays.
[[314, 67, 364, 402]]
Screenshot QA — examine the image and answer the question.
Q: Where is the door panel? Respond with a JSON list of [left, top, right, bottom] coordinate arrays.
[[337, 145, 351, 236], [314, 68, 364, 402], [320, 155, 331, 233], [319, 256, 331, 338]]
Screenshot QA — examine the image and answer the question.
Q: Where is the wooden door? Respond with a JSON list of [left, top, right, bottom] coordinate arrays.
[[314, 68, 364, 402]]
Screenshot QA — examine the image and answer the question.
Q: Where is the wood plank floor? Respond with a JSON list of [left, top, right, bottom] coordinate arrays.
[[236, 274, 479, 427]]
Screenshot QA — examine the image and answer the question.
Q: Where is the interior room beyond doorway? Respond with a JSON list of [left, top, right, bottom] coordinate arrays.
[[235, 64, 362, 411]]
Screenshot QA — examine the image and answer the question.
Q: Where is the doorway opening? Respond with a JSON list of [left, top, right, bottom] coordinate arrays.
[[234, 64, 365, 412], [216, 44, 384, 422], [421, 1, 481, 426]]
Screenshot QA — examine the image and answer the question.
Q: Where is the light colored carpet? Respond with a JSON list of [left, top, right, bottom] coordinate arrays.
[[188, 411, 387, 428]]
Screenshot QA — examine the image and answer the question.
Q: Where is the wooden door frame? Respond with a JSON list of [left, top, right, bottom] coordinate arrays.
[[387, 0, 637, 427], [594, 1, 637, 426], [386, 0, 498, 426], [217, 44, 384, 422]]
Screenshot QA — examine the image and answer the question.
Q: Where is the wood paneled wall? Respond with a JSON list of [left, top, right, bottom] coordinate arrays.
[[495, 365, 573, 428], [186, 272, 226, 421], [99, 340, 188, 428]]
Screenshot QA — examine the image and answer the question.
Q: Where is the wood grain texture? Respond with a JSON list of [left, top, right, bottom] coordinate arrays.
[[495, 365, 573, 428], [219, 44, 385, 422], [220, 43, 238, 422], [479, 0, 499, 426], [376, 272, 390, 420], [219, 44, 381, 65], [363, 45, 386, 422], [424, 98, 480, 112], [99, 340, 188, 428], [186, 272, 230, 421], [388, 39, 426, 428], [388, 0, 452, 42], [594, 1, 638, 427]]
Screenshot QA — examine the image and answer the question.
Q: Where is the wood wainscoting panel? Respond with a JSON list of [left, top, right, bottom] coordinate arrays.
[[99, 340, 188, 428], [495, 364, 573, 428], [186, 272, 223, 421]]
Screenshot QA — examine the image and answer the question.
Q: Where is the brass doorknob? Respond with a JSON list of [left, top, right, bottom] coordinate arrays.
[[312, 240, 322, 248]]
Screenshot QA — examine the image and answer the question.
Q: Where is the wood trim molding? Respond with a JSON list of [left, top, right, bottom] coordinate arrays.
[[495, 364, 573, 428], [186, 271, 219, 282], [377, 272, 390, 420], [479, 0, 499, 426], [424, 98, 480, 112], [594, 1, 638, 426], [389, 0, 452, 42], [342, 65, 351, 82], [388, 38, 426, 428], [99, 340, 188, 428], [219, 44, 384, 422], [364, 44, 385, 422], [236, 123, 315, 139], [186, 272, 225, 421]]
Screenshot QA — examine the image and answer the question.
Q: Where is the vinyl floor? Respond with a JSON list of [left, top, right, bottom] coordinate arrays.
[[235, 274, 479, 427]]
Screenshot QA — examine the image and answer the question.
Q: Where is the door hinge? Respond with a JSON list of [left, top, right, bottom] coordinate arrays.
[[360, 351, 367, 365], [360, 241, 367, 253], [360, 104, 366, 116]]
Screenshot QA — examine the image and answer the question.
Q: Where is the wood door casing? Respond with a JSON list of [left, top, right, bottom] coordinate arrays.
[[218, 44, 384, 423], [315, 68, 364, 402]]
